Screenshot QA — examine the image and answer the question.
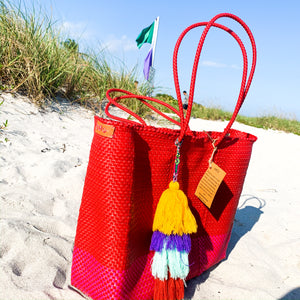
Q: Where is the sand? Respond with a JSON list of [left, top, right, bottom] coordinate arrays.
[[0, 92, 299, 300]]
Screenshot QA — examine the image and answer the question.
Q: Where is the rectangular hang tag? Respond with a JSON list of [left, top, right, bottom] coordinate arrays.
[[95, 120, 115, 138], [195, 162, 226, 208]]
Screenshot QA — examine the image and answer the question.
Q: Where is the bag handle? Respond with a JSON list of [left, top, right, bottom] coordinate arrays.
[[174, 13, 257, 145], [105, 13, 256, 145], [105, 89, 182, 127]]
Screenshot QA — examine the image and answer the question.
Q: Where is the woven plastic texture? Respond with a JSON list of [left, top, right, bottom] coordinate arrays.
[[71, 117, 257, 299]]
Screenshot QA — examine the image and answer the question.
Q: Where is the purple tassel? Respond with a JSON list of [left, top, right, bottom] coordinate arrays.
[[150, 231, 166, 252], [166, 234, 191, 252], [150, 231, 191, 252]]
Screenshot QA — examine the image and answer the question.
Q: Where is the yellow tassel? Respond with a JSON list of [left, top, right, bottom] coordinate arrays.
[[153, 181, 197, 235]]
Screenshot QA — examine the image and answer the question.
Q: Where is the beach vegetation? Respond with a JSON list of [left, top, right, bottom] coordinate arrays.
[[0, 0, 144, 108], [190, 102, 300, 136], [0, 118, 8, 129]]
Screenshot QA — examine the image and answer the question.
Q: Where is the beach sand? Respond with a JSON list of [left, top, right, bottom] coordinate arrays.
[[1, 92, 299, 300]]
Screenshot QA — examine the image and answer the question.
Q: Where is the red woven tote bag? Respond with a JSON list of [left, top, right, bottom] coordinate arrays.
[[71, 13, 257, 300]]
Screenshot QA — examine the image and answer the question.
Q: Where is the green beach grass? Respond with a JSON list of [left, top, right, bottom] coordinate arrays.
[[190, 103, 300, 136], [0, 0, 146, 106], [0, 0, 299, 136]]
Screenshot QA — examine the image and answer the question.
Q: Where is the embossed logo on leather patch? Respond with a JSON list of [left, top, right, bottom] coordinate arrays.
[[95, 120, 115, 138]]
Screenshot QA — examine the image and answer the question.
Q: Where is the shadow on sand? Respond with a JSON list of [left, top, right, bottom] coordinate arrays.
[[226, 195, 266, 256], [185, 195, 266, 299], [278, 288, 300, 300]]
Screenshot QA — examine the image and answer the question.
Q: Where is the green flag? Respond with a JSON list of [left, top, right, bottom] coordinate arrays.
[[136, 21, 155, 49]]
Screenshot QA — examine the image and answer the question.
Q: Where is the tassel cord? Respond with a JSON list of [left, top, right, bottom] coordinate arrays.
[[173, 139, 183, 182]]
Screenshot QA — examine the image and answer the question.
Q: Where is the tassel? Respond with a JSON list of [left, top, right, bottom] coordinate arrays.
[[151, 140, 197, 300], [174, 278, 185, 300], [152, 244, 189, 280], [168, 249, 189, 279], [168, 277, 184, 300], [167, 276, 175, 300], [150, 231, 191, 252], [150, 231, 166, 252], [151, 181, 197, 299], [152, 181, 197, 235], [153, 278, 168, 300], [151, 248, 168, 280], [153, 277, 184, 300]]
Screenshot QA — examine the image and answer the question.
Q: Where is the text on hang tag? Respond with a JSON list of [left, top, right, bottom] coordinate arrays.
[[195, 162, 226, 208]]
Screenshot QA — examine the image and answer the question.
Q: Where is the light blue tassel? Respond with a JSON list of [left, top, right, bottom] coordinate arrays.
[[151, 248, 168, 280], [151, 241, 189, 280], [168, 249, 189, 279]]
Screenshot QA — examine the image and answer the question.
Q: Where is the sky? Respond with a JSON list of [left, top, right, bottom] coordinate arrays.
[[10, 0, 300, 120]]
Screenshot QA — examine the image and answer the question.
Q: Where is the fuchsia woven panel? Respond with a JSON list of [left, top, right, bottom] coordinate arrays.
[[71, 233, 231, 299], [189, 231, 232, 279], [71, 246, 154, 300]]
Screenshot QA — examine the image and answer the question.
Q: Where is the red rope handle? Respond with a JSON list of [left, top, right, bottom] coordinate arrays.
[[106, 89, 182, 127], [174, 13, 257, 145], [104, 13, 256, 143]]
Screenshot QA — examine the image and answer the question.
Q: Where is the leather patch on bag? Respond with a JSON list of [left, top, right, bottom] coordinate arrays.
[[95, 120, 115, 138], [195, 162, 226, 208]]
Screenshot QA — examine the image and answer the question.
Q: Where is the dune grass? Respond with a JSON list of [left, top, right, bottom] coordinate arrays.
[[190, 103, 300, 136], [150, 96, 300, 136], [0, 0, 145, 108]]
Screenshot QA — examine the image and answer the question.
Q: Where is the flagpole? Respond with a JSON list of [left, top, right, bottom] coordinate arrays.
[[151, 16, 159, 67]]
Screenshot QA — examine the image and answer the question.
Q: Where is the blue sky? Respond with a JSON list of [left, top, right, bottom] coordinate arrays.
[[12, 0, 300, 120]]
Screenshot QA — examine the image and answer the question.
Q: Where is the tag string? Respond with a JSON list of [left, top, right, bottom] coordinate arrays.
[[208, 144, 217, 168], [204, 131, 218, 168]]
